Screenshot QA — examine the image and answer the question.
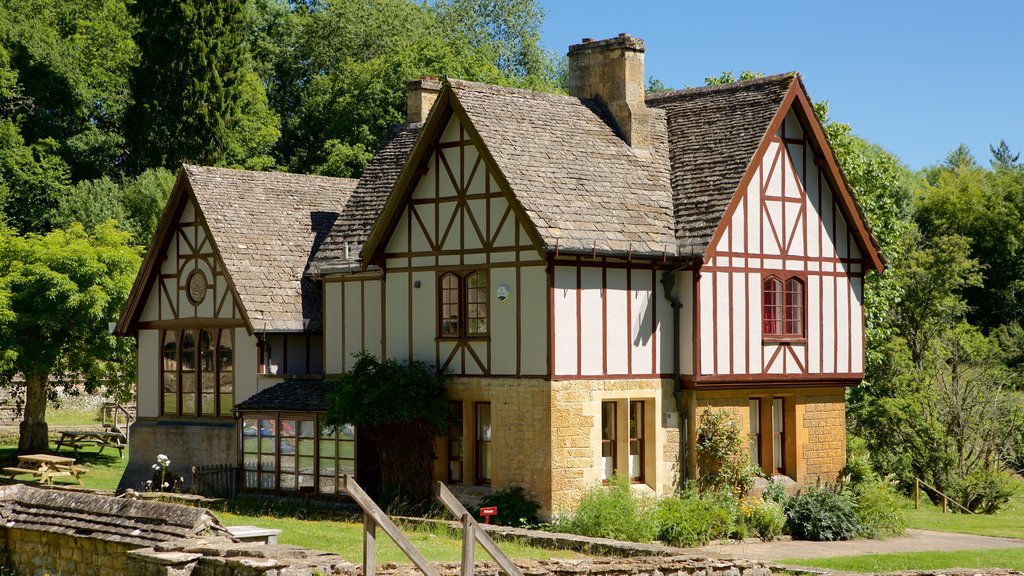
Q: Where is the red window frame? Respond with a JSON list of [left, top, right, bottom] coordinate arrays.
[[762, 275, 805, 339]]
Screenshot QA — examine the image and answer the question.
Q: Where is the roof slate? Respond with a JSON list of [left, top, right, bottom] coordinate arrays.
[[447, 79, 676, 256], [234, 379, 334, 412], [184, 165, 358, 331], [310, 125, 422, 273], [0, 484, 231, 548], [647, 73, 796, 255]]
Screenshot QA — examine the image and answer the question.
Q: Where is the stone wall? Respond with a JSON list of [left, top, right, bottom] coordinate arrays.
[[800, 390, 846, 483], [119, 419, 237, 492], [4, 527, 135, 576]]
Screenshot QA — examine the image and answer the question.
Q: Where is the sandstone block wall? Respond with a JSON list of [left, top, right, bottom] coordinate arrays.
[[801, 390, 846, 483]]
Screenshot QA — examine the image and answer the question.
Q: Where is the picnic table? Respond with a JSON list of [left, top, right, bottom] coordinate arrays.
[[3, 453, 87, 485], [55, 430, 126, 458]]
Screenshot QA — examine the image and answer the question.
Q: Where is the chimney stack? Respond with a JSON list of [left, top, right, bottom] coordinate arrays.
[[568, 34, 651, 148], [406, 77, 443, 124]]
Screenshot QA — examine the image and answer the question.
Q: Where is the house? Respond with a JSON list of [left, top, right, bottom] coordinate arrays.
[[116, 34, 883, 515]]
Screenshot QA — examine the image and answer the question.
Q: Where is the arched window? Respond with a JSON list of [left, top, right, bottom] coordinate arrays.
[[438, 270, 489, 338], [762, 277, 783, 335], [762, 276, 804, 338], [160, 328, 236, 418], [465, 272, 488, 335], [440, 273, 461, 336]]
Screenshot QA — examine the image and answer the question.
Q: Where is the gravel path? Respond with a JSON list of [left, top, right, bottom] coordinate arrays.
[[681, 529, 1024, 562]]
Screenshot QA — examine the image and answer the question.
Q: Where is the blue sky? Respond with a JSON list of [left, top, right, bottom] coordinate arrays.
[[537, 1, 1023, 170]]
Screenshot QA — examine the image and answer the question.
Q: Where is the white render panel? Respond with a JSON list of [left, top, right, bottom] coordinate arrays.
[[680, 270, 694, 375], [731, 272, 747, 374], [463, 145, 480, 188], [821, 275, 836, 372], [784, 111, 803, 138], [363, 280, 383, 359], [730, 197, 745, 253], [783, 147, 801, 199], [386, 272, 409, 360], [851, 276, 864, 373], [699, 275, 714, 375], [387, 212, 411, 253], [465, 341, 486, 375], [441, 207, 462, 252], [821, 180, 836, 258], [490, 198, 515, 247], [235, 328, 259, 405], [182, 200, 195, 223], [137, 329, 159, 418], [519, 265, 547, 375], [490, 267, 517, 375], [342, 281, 364, 371], [807, 275, 821, 374], [655, 272, 672, 374], [410, 271, 435, 364], [324, 282, 343, 374], [836, 276, 851, 372], [140, 285, 159, 322], [765, 343, 784, 374], [747, 169, 761, 253], [439, 341, 461, 373], [714, 272, 730, 374], [579, 267, 603, 375], [554, 266, 578, 376], [440, 116, 461, 144], [606, 269, 629, 375], [631, 269, 654, 375], [784, 201, 803, 256], [409, 209, 431, 252], [747, 274, 762, 372]]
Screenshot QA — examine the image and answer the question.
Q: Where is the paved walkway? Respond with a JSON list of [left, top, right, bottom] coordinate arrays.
[[682, 529, 1024, 563]]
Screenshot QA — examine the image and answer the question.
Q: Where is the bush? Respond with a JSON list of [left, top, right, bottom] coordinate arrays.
[[853, 479, 906, 539], [474, 486, 541, 528], [654, 490, 737, 546], [696, 408, 755, 496], [552, 475, 657, 542], [785, 485, 858, 541], [742, 497, 786, 541], [761, 477, 791, 507], [950, 468, 1016, 514]]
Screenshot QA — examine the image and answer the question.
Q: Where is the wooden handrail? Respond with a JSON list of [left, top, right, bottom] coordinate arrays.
[[340, 475, 440, 576], [914, 477, 975, 515], [435, 482, 524, 576]]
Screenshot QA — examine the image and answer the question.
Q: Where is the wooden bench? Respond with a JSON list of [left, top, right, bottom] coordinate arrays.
[[3, 466, 44, 477], [3, 454, 86, 485], [56, 431, 126, 458]]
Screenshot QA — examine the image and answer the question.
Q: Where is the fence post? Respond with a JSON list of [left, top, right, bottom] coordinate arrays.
[[942, 495, 948, 514], [915, 479, 920, 509], [364, 511, 377, 576], [461, 513, 475, 576]]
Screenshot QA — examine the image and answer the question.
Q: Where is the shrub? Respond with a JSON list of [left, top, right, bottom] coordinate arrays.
[[654, 490, 736, 546], [474, 486, 541, 528], [785, 485, 858, 541], [950, 468, 1016, 514], [742, 497, 786, 541], [696, 408, 755, 496], [761, 477, 791, 507], [853, 479, 906, 539], [552, 475, 657, 542]]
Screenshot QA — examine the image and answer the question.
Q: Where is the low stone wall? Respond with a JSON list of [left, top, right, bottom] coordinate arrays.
[[4, 526, 135, 576]]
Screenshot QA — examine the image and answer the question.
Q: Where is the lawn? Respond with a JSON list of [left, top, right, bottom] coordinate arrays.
[[902, 480, 1024, 540], [781, 547, 1024, 572]]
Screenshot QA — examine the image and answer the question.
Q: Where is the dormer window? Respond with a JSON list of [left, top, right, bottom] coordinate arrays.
[[763, 276, 804, 339], [439, 271, 489, 338]]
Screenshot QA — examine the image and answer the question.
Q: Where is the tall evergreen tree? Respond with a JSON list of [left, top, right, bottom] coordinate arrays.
[[124, 0, 248, 172]]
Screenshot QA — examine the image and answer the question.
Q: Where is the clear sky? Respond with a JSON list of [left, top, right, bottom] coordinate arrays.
[[537, 0, 1023, 170]]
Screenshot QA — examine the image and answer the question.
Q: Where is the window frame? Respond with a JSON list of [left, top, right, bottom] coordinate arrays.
[[475, 402, 492, 485], [762, 274, 806, 341], [159, 328, 235, 418], [437, 270, 490, 339]]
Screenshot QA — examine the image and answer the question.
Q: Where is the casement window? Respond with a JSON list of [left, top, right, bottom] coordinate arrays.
[[601, 402, 616, 481], [748, 398, 761, 468], [240, 413, 355, 495], [762, 276, 804, 338], [749, 397, 789, 477], [475, 402, 492, 485], [161, 329, 234, 417], [600, 399, 649, 484], [439, 271, 489, 338], [772, 398, 785, 474], [448, 401, 464, 484]]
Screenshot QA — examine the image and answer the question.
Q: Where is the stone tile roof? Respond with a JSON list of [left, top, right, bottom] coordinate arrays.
[[234, 379, 334, 412], [185, 165, 358, 331], [310, 125, 422, 273], [447, 80, 675, 257], [647, 73, 796, 255], [0, 484, 232, 548]]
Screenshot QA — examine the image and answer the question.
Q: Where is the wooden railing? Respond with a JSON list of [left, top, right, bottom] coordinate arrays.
[[192, 463, 237, 498], [339, 475, 523, 576], [914, 477, 974, 514], [101, 402, 135, 442]]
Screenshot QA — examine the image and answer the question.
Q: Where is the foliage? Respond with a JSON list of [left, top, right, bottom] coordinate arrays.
[[324, 352, 449, 508], [551, 474, 657, 542], [852, 479, 906, 538], [654, 489, 738, 546], [695, 407, 755, 495], [785, 485, 858, 541], [125, 0, 251, 171], [474, 485, 540, 528], [704, 70, 765, 86], [0, 222, 142, 453], [741, 496, 786, 541]]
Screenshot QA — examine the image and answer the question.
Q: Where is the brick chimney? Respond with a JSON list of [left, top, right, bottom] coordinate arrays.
[[406, 77, 442, 123], [568, 34, 651, 148]]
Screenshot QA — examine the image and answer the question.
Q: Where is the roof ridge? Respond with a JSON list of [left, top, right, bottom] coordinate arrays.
[[645, 71, 797, 102], [183, 164, 358, 185]]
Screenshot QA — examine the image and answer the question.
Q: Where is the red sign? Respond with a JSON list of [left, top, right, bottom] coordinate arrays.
[[479, 506, 498, 523]]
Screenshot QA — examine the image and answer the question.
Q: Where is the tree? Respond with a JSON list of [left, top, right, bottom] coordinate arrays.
[[704, 70, 764, 86], [990, 139, 1020, 169], [125, 0, 249, 171], [324, 352, 449, 507], [0, 222, 141, 453]]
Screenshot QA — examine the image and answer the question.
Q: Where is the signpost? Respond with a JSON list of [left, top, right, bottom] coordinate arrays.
[[479, 506, 497, 524]]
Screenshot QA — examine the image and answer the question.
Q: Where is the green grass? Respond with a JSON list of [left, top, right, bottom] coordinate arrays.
[[903, 477, 1024, 539], [0, 440, 129, 491], [780, 547, 1024, 572]]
